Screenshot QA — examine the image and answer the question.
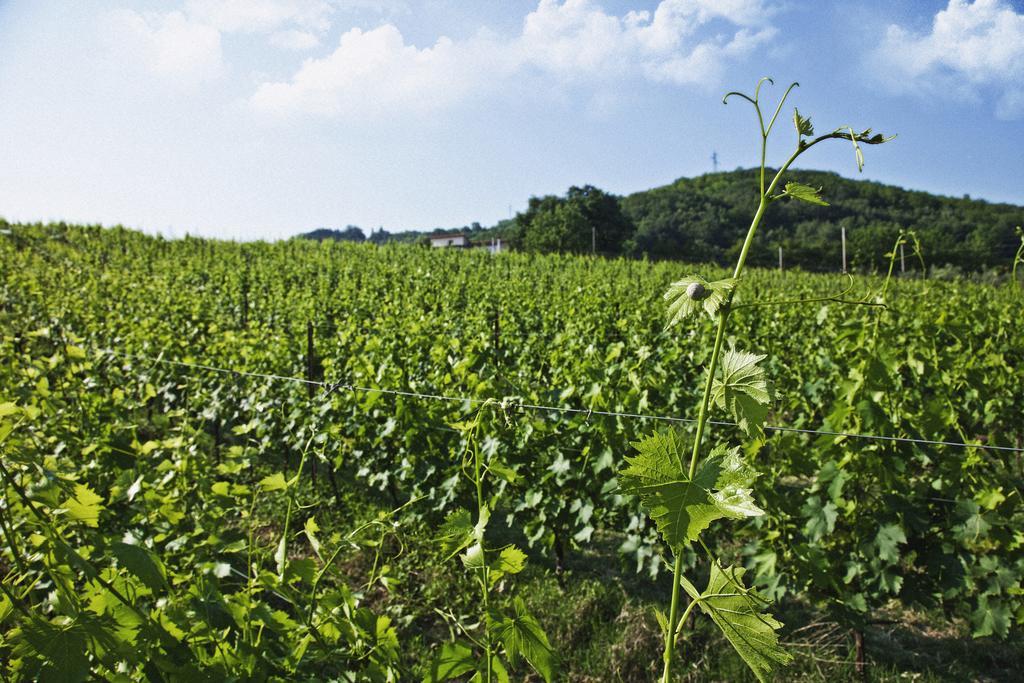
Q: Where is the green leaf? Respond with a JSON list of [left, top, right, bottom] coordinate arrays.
[[681, 565, 792, 683], [801, 495, 838, 541], [488, 462, 518, 484], [436, 509, 474, 560], [972, 596, 1011, 638], [258, 472, 288, 492], [619, 432, 763, 550], [875, 523, 906, 563], [424, 640, 477, 682], [490, 597, 555, 682], [489, 545, 528, 586], [112, 542, 167, 593], [712, 350, 773, 438], [664, 275, 736, 327], [494, 546, 527, 576], [304, 516, 322, 559], [63, 484, 105, 527], [793, 108, 814, 137], [18, 619, 91, 683], [783, 182, 828, 206], [65, 344, 87, 359]]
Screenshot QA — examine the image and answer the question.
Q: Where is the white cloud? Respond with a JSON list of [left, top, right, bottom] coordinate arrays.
[[517, 0, 775, 84], [102, 9, 226, 86], [103, 1, 344, 85], [251, 0, 777, 118], [251, 24, 490, 117], [183, 0, 335, 33], [871, 0, 1024, 119], [270, 28, 322, 50]]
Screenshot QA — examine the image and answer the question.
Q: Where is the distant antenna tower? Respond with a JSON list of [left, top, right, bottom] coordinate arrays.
[[711, 151, 719, 173]]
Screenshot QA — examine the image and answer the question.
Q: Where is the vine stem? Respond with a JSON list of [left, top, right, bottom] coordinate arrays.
[[1011, 228, 1023, 294], [661, 114, 831, 683]]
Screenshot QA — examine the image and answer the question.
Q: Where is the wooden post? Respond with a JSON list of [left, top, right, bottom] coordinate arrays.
[[241, 286, 249, 329], [841, 227, 848, 274], [900, 242, 906, 273], [591, 225, 596, 255], [778, 246, 783, 271], [854, 628, 866, 678]]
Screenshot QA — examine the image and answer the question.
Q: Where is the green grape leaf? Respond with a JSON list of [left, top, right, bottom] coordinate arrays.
[[304, 516, 322, 559], [488, 654, 511, 683], [782, 182, 828, 205], [488, 545, 528, 588], [793, 108, 814, 137], [436, 509, 474, 560], [488, 462, 518, 484], [258, 472, 289, 492], [619, 432, 763, 550], [681, 565, 793, 683], [495, 546, 527, 575], [712, 350, 773, 438], [801, 495, 838, 541], [490, 597, 555, 683], [664, 275, 736, 327], [17, 620, 91, 683], [972, 596, 1011, 638], [424, 640, 477, 681], [62, 484, 105, 527], [112, 542, 168, 593], [874, 523, 906, 563]]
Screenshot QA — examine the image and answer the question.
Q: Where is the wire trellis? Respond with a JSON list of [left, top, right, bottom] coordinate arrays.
[[98, 348, 1024, 455]]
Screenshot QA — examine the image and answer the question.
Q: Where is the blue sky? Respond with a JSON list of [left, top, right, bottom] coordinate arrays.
[[1, 0, 1022, 240]]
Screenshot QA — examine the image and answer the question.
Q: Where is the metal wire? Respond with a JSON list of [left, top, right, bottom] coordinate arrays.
[[100, 348, 1024, 454]]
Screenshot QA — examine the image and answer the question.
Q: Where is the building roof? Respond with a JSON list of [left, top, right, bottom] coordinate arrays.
[[429, 232, 468, 240]]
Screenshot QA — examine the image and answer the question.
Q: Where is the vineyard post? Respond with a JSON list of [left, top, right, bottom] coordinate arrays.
[[306, 319, 317, 486], [306, 320, 316, 400], [854, 629, 866, 677], [842, 226, 848, 273], [778, 246, 783, 271], [900, 242, 906, 273], [241, 284, 249, 329], [491, 305, 499, 358]]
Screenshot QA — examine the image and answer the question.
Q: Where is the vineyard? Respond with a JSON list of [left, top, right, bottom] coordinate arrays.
[[1, 215, 1023, 680]]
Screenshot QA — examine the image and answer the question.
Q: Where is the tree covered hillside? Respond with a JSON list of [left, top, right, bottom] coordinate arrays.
[[299, 169, 1022, 273], [620, 169, 1023, 272]]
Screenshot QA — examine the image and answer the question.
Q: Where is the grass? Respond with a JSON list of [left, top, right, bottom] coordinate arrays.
[[315, 491, 1024, 682]]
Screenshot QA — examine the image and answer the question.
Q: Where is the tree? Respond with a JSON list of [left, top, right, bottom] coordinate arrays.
[[515, 185, 635, 255], [302, 225, 366, 242], [368, 227, 392, 244]]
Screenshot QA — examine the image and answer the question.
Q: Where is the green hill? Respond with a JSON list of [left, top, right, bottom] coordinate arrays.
[[298, 169, 1022, 273], [620, 169, 1023, 272]]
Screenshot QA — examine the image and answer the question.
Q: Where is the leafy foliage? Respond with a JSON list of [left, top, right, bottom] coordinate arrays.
[[711, 349, 773, 438], [514, 185, 634, 255], [664, 275, 737, 327], [620, 433, 763, 550], [781, 182, 828, 206], [681, 565, 793, 683], [1, 177, 1022, 683]]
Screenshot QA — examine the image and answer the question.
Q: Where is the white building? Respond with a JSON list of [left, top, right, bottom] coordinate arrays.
[[430, 232, 469, 248]]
